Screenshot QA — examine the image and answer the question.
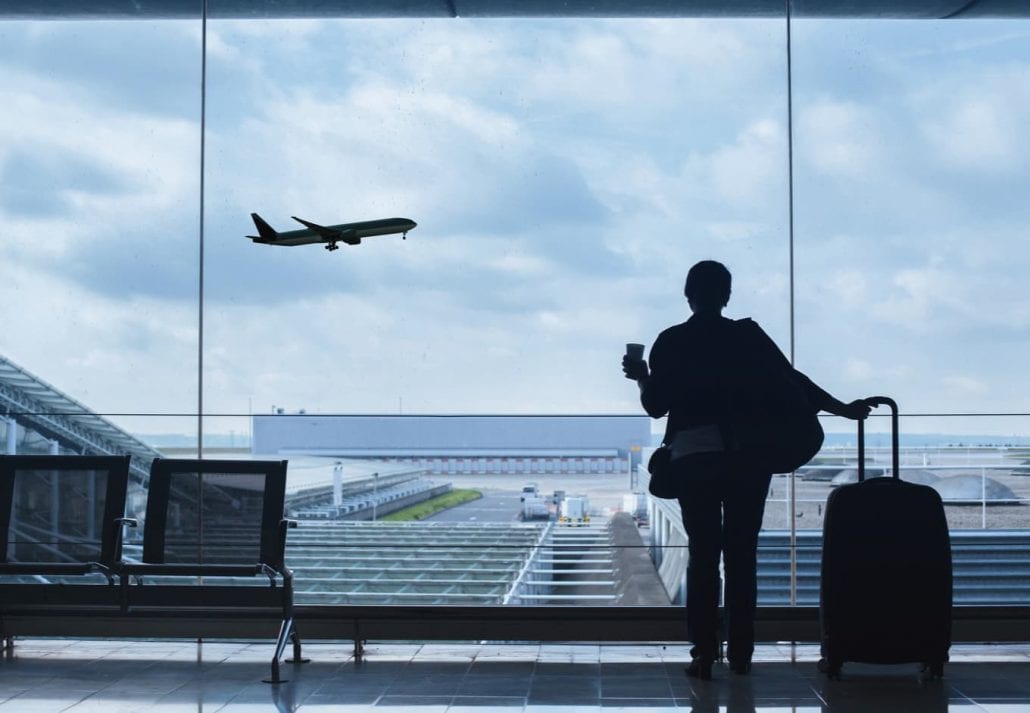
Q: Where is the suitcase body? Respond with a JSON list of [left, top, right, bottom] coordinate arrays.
[[819, 396, 952, 679]]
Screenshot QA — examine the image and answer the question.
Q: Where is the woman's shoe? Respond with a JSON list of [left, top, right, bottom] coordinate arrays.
[[685, 655, 715, 680], [728, 658, 752, 675]]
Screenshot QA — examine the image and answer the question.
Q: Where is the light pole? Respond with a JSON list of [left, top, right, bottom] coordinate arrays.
[[372, 471, 379, 522]]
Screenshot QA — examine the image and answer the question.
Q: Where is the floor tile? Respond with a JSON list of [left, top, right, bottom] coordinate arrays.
[[458, 674, 533, 697], [600, 677, 673, 698], [449, 695, 528, 709], [374, 694, 451, 709]]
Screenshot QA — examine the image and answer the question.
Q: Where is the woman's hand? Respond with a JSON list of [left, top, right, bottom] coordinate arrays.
[[839, 399, 872, 420], [622, 355, 649, 381]]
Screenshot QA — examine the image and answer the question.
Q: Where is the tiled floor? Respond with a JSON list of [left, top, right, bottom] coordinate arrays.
[[1, 640, 1029, 711]]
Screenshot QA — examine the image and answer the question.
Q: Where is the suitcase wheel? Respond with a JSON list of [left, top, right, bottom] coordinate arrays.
[[818, 657, 842, 680], [921, 661, 944, 680]]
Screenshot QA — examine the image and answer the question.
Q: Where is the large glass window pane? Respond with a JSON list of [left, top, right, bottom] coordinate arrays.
[[793, 19, 1030, 606], [0, 19, 202, 438], [793, 20, 1030, 415], [204, 17, 789, 605]]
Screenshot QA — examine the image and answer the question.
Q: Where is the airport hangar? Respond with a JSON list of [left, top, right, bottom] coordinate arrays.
[[252, 414, 652, 475]]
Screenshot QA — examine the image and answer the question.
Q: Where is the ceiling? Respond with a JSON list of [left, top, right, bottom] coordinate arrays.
[[2, 0, 1030, 20]]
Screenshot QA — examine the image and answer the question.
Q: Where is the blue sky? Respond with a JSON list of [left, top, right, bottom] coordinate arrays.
[[0, 17, 1028, 436]]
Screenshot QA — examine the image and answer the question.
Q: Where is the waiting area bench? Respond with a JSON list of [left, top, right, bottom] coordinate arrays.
[[0, 455, 303, 683]]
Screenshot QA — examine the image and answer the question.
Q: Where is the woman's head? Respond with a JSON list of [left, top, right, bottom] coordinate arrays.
[[684, 260, 732, 310]]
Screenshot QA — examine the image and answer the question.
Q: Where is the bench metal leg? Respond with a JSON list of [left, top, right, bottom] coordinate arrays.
[[353, 619, 364, 663], [287, 623, 309, 665], [263, 618, 295, 684]]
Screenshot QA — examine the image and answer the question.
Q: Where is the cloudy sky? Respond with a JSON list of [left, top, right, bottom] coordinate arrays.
[[1, 16, 1029, 438]]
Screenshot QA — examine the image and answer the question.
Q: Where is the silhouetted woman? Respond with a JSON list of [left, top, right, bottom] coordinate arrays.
[[622, 260, 868, 679]]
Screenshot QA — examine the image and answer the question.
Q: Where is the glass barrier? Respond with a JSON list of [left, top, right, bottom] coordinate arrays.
[[5, 411, 1030, 605]]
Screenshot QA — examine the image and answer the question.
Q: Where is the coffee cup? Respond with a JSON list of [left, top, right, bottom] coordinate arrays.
[[625, 343, 645, 360]]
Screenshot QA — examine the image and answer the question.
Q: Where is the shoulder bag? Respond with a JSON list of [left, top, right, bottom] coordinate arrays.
[[726, 319, 824, 474]]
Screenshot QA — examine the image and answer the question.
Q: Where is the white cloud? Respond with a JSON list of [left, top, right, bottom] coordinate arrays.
[[0, 262, 197, 422], [829, 269, 869, 308], [0, 64, 198, 262], [709, 119, 785, 208], [915, 65, 1030, 174], [876, 267, 970, 327], [943, 374, 988, 396], [798, 100, 885, 179]]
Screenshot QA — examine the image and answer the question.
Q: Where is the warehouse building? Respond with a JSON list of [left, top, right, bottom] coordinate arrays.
[[252, 414, 651, 475]]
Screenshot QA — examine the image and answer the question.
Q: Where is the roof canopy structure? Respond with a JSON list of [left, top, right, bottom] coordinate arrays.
[[2, 0, 1029, 19], [0, 353, 162, 481]]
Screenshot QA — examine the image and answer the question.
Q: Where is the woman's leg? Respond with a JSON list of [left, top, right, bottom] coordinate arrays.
[[677, 456, 724, 659], [721, 471, 773, 666]]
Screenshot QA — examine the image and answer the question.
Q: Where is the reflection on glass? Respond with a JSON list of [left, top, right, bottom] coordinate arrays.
[[161, 471, 268, 566]]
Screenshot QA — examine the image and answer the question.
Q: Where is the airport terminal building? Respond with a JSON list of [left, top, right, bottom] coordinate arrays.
[[252, 414, 652, 475]]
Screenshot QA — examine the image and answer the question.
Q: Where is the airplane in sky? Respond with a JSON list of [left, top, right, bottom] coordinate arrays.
[[248, 213, 417, 251]]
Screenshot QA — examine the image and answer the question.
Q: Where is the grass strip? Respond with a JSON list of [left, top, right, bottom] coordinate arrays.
[[381, 489, 483, 522]]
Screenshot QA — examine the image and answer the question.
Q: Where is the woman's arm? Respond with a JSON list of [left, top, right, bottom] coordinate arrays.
[[793, 371, 870, 420], [745, 319, 869, 421]]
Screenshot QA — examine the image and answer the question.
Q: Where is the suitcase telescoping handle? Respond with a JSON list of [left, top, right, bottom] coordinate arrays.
[[857, 396, 900, 483]]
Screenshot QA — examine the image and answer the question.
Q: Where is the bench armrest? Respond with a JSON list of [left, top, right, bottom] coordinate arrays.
[[276, 518, 297, 560], [87, 561, 117, 584], [105, 517, 140, 572]]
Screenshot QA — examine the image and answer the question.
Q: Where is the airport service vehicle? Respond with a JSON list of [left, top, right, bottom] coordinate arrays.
[[520, 483, 540, 502], [521, 494, 550, 520], [559, 495, 590, 526]]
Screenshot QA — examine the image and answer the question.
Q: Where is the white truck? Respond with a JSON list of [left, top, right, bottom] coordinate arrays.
[[521, 493, 550, 520], [559, 495, 590, 526], [519, 482, 540, 502]]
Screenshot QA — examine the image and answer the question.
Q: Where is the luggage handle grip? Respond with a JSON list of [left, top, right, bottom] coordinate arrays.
[[863, 396, 897, 412], [857, 396, 900, 482]]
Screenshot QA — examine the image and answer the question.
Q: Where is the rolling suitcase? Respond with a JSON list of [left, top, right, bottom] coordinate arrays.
[[818, 396, 952, 679]]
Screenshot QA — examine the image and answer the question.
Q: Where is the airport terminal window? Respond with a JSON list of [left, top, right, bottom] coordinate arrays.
[[4, 9, 1030, 612], [792, 19, 1030, 417], [790, 19, 1030, 604], [200, 17, 791, 604]]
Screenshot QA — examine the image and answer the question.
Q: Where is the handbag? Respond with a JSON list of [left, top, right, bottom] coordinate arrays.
[[729, 394, 824, 473], [647, 444, 680, 499]]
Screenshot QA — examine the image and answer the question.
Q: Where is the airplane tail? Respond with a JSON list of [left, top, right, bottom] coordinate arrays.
[[248, 213, 279, 242]]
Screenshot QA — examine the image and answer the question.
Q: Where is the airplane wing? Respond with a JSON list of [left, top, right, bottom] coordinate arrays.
[[292, 216, 360, 245]]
